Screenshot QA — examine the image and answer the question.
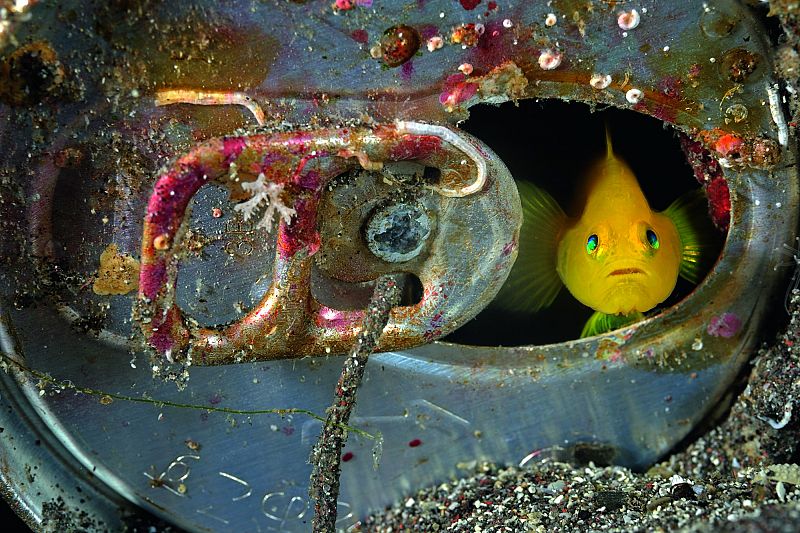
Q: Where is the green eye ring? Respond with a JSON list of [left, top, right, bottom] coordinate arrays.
[[586, 234, 599, 254], [646, 229, 660, 249]]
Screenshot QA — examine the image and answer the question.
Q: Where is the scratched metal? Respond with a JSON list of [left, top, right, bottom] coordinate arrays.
[[0, 1, 797, 532]]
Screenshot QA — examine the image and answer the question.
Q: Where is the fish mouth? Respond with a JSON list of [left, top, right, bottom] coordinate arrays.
[[608, 267, 646, 277]]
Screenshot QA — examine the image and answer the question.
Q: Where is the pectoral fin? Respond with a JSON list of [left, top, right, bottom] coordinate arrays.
[[493, 180, 566, 314], [581, 311, 645, 338], [663, 188, 719, 285]]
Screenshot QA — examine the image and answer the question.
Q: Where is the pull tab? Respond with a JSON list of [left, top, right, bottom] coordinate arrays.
[[137, 123, 521, 364]]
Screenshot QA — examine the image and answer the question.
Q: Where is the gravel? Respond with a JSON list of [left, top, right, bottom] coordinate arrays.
[[358, 291, 800, 532]]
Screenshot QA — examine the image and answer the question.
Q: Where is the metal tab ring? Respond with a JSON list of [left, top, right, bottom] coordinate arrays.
[[138, 123, 521, 364]]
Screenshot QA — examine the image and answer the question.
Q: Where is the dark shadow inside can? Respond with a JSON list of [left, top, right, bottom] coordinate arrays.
[[446, 99, 727, 346]]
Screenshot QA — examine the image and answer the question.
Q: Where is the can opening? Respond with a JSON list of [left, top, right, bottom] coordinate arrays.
[[446, 99, 727, 346]]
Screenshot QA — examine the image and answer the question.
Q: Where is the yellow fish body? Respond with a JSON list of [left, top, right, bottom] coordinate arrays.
[[498, 130, 715, 337]]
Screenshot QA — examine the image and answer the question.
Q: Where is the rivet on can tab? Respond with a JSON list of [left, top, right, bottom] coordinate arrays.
[[137, 123, 521, 365]]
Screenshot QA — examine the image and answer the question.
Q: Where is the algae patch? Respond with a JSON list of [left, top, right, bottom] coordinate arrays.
[[93, 244, 140, 296]]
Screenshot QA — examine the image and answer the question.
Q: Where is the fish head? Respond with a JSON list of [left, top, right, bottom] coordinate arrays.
[[557, 192, 683, 316]]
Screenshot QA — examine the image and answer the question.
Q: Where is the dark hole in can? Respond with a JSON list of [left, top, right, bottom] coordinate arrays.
[[446, 99, 726, 346], [310, 269, 423, 310]]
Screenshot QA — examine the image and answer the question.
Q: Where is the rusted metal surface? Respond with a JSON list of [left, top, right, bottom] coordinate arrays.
[[137, 123, 519, 364], [0, 1, 797, 531]]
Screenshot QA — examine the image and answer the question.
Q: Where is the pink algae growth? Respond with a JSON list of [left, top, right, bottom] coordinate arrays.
[[350, 29, 368, 44], [316, 306, 364, 333], [707, 313, 742, 338], [706, 178, 731, 231], [388, 134, 442, 161], [334, 0, 372, 11], [140, 261, 167, 300], [678, 134, 730, 230], [439, 74, 478, 109], [222, 137, 247, 164]]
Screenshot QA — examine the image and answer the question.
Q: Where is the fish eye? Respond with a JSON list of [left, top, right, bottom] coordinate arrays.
[[586, 234, 599, 254], [646, 229, 660, 250]]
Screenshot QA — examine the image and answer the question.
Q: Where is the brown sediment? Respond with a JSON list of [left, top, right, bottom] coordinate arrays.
[[92, 243, 140, 296]]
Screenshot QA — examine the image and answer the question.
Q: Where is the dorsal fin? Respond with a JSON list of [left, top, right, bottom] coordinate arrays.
[[605, 123, 614, 160], [581, 125, 649, 219], [493, 180, 566, 314], [663, 188, 719, 284]]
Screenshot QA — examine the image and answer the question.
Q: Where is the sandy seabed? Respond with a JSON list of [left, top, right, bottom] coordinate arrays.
[[360, 291, 800, 532]]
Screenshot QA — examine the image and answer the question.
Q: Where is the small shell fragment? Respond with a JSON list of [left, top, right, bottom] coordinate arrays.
[[618, 9, 641, 30], [545, 13, 557, 27], [458, 63, 474, 75], [427, 36, 443, 52], [725, 103, 748, 124], [626, 88, 644, 104], [538, 49, 562, 70], [777, 481, 786, 502], [590, 73, 612, 89], [153, 234, 171, 250]]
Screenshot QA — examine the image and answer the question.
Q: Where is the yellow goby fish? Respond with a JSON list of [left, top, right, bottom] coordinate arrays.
[[498, 129, 715, 337]]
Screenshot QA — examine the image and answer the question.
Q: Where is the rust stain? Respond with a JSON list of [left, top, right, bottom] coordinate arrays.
[[515, 60, 702, 125], [140, 20, 278, 91]]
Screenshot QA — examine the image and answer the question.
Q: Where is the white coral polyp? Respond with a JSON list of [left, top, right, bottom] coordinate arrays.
[[234, 173, 296, 232]]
